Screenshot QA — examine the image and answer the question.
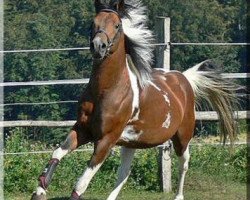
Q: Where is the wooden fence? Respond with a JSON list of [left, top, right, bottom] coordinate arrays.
[[1, 111, 249, 128]]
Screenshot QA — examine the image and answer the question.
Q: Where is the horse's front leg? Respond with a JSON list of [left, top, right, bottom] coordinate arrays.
[[31, 125, 89, 200], [70, 135, 116, 200]]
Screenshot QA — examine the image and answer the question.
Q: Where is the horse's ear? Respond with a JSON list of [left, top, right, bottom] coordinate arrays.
[[95, 0, 126, 15], [94, 0, 101, 13], [112, 0, 125, 13]]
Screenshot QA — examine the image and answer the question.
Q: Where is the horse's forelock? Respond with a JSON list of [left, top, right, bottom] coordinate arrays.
[[95, 0, 127, 16]]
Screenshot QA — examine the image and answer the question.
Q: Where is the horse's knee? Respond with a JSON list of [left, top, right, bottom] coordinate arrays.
[[61, 130, 80, 150]]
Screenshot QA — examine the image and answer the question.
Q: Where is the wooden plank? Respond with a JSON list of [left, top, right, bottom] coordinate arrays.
[[0, 78, 89, 87], [1, 120, 76, 127], [196, 111, 250, 120], [2, 47, 90, 53], [0, 73, 248, 87], [2, 111, 248, 127], [171, 42, 250, 46], [221, 73, 250, 79]]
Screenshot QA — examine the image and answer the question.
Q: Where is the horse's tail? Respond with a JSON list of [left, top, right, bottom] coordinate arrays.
[[183, 60, 239, 145]]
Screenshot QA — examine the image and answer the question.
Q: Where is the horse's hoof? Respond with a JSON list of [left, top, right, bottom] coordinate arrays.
[[174, 194, 184, 200], [31, 193, 47, 200], [69, 190, 81, 200]]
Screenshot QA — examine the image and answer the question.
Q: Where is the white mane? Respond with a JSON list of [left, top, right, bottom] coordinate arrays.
[[121, 0, 155, 87]]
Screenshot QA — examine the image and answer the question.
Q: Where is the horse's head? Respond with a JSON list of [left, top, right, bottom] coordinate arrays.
[[90, 0, 125, 60]]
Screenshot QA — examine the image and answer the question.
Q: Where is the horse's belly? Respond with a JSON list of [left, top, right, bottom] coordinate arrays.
[[116, 123, 178, 148]]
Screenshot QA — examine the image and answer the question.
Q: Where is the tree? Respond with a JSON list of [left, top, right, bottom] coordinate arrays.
[[144, 0, 246, 72]]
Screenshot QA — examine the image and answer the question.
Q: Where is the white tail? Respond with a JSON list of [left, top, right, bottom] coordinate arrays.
[[183, 60, 239, 144]]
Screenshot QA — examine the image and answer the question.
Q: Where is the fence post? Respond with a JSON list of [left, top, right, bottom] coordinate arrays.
[[155, 17, 170, 69], [155, 17, 172, 193]]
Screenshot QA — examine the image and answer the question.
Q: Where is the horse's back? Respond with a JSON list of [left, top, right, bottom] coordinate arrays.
[[152, 69, 194, 94], [150, 69, 195, 109]]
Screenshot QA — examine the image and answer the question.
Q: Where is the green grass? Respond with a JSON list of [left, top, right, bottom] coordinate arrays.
[[4, 132, 247, 199], [5, 171, 246, 200]]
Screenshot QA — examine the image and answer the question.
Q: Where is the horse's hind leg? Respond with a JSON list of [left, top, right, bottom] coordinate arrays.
[[107, 147, 136, 200], [171, 116, 194, 200], [31, 125, 89, 200], [173, 142, 190, 200]]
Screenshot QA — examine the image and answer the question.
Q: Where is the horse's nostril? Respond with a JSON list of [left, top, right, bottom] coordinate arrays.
[[101, 43, 107, 49]]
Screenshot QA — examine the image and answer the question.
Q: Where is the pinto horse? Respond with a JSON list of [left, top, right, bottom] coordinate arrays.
[[31, 1, 238, 200]]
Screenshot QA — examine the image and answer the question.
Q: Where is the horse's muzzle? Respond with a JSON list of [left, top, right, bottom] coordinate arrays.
[[91, 37, 108, 59]]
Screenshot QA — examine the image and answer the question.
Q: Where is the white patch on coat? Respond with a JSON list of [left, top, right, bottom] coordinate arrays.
[[163, 93, 170, 106], [131, 108, 140, 122], [162, 113, 171, 129], [121, 126, 142, 142], [148, 80, 171, 107], [155, 68, 168, 73], [160, 76, 167, 81], [148, 80, 161, 91], [75, 163, 103, 196], [126, 59, 140, 121]]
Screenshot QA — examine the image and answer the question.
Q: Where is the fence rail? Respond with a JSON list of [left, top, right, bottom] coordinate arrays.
[[0, 78, 89, 87], [1, 42, 249, 54], [1, 141, 247, 156], [0, 73, 249, 87], [1, 111, 249, 127], [2, 93, 249, 107]]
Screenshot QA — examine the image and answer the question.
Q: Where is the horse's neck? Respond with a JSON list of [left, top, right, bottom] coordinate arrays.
[[90, 40, 128, 96]]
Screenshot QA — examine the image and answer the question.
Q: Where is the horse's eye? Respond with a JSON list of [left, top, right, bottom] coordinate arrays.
[[115, 24, 120, 29]]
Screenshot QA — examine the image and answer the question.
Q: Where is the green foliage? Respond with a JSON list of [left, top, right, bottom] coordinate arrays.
[[4, 131, 247, 194], [144, 0, 247, 71], [4, 128, 50, 192], [131, 149, 160, 191], [190, 145, 247, 183], [4, 0, 94, 125]]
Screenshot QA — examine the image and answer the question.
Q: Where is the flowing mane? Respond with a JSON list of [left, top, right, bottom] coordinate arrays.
[[94, 0, 155, 87], [122, 0, 155, 86]]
